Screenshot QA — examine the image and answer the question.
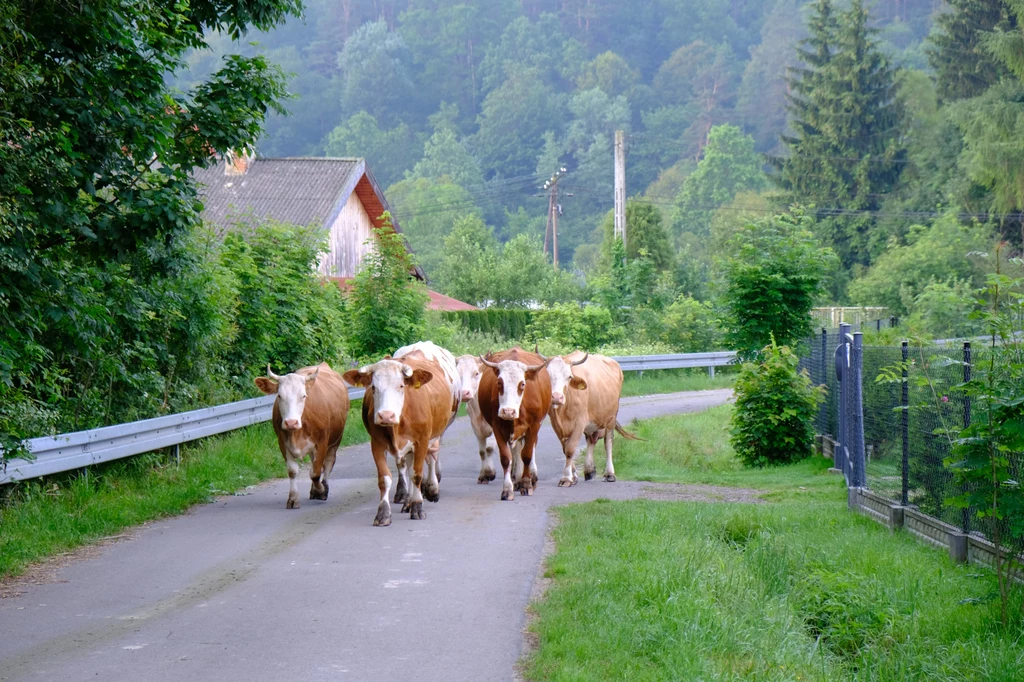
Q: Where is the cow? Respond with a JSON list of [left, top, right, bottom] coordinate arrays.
[[477, 347, 552, 500], [545, 351, 639, 486], [455, 354, 500, 484], [344, 350, 457, 525], [254, 363, 350, 509], [390, 341, 461, 504]]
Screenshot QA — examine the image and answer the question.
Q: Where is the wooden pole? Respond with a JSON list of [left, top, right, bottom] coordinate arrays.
[[543, 191, 552, 256], [552, 183, 559, 270]]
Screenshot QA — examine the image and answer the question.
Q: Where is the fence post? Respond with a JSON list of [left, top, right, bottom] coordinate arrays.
[[851, 332, 866, 488], [876, 319, 881, 332], [820, 327, 828, 433], [962, 341, 972, 533], [837, 323, 851, 476], [900, 340, 909, 506]]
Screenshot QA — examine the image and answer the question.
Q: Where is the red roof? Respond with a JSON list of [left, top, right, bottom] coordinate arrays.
[[328, 277, 478, 312]]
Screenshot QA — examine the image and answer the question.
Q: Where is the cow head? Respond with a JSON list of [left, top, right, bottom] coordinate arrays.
[[479, 354, 551, 420], [455, 355, 484, 403], [546, 353, 589, 408], [344, 360, 433, 426], [254, 365, 319, 431]]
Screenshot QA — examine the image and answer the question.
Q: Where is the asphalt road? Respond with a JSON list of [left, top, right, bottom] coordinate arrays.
[[0, 389, 732, 682]]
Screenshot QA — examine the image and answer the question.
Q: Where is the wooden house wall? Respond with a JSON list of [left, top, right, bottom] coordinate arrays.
[[318, 192, 375, 278]]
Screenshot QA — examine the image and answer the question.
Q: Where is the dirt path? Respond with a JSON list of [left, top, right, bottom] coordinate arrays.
[[0, 389, 734, 682]]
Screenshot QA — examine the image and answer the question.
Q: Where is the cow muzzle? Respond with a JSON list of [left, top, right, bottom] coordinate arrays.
[[550, 392, 565, 406], [460, 390, 473, 402], [498, 407, 519, 420], [376, 410, 399, 425], [282, 418, 301, 431]]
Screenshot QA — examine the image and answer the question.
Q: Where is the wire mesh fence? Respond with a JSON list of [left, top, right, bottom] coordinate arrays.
[[800, 325, 1024, 558]]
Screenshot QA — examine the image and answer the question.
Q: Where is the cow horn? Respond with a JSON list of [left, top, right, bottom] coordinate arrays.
[[534, 343, 539, 353], [570, 352, 589, 366], [267, 364, 281, 381], [524, 357, 552, 372], [479, 354, 501, 369]]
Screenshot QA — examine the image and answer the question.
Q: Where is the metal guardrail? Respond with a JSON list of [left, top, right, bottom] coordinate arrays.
[[1, 352, 733, 484]]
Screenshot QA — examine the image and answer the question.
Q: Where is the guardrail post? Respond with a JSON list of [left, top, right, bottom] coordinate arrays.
[[708, 365, 715, 379], [851, 332, 866, 488], [901, 340, 909, 506]]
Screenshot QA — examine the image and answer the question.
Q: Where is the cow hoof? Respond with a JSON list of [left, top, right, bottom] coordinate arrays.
[[558, 477, 574, 487], [478, 470, 496, 483], [604, 474, 617, 483], [393, 491, 407, 505], [518, 483, 534, 496], [401, 502, 411, 514], [584, 470, 595, 481], [423, 487, 440, 503], [286, 498, 299, 509], [501, 490, 514, 501], [373, 509, 392, 527], [309, 485, 327, 501], [409, 502, 425, 520]]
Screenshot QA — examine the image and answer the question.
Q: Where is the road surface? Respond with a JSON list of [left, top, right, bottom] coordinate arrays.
[[0, 389, 731, 682]]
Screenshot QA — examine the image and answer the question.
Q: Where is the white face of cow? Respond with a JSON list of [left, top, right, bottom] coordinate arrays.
[[456, 356, 483, 403], [492, 360, 530, 420], [255, 369, 318, 431], [547, 355, 589, 408], [344, 360, 433, 427]]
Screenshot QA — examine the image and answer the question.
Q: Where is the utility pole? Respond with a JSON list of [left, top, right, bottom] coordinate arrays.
[[540, 167, 567, 269], [614, 130, 626, 259]]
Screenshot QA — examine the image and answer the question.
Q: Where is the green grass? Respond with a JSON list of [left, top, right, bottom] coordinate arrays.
[[621, 368, 736, 397], [526, 405, 1024, 681], [0, 400, 368, 580]]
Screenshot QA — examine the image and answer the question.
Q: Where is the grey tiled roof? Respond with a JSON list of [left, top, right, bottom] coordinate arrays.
[[193, 157, 362, 229]]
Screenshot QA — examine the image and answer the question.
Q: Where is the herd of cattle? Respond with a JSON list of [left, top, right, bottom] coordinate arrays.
[[253, 342, 638, 526]]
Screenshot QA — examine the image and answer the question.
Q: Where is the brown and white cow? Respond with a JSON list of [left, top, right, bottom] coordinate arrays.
[[344, 352, 457, 525], [545, 351, 639, 485], [477, 347, 552, 500], [455, 354, 500, 484], [254, 363, 350, 509], [390, 342, 461, 503]]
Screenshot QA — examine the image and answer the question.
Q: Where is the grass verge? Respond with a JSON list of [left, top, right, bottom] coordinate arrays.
[[621, 367, 735, 397], [526, 405, 1024, 681], [0, 400, 368, 581]]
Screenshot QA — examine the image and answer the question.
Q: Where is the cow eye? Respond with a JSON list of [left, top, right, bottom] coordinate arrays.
[[518, 381, 525, 393]]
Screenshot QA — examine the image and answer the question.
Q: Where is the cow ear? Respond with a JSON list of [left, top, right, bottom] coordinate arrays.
[[254, 377, 278, 395], [407, 369, 433, 389], [343, 369, 372, 387], [569, 377, 588, 391], [524, 368, 542, 380]]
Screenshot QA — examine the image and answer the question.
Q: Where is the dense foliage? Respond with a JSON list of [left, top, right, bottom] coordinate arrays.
[[731, 340, 823, 468]]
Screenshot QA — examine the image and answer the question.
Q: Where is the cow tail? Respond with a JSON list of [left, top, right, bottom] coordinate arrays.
[[614, 421, 643, 441]]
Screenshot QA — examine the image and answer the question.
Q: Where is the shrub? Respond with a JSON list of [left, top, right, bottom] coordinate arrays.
[[440, 309, 536, 341], [526, 303, 623, 351], [345, 215, 429, 360], [730, 339, 823, 467], [660, 294, 722, 352]]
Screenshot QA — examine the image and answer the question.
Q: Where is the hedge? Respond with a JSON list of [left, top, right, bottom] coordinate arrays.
[[441, 309, 536, 340]]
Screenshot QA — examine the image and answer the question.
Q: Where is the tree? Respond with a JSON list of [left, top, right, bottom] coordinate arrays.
[[346, 217, 429, 359], [576, 51, 641, 98], [927, 0, 1013, 102], [772, 0, 906, 271], [721, 210, 837, 359], [0, 0, 297, 451], [600, 201, 674, 272], [410, 122, 485, 189], [433, 215, 500, 306], [324, 111, 422, 188], [337, 20, 416, 126], [674, 125, 766, 240]]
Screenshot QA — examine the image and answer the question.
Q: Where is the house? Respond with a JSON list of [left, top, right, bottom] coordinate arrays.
[[193, 152, 478, 311]]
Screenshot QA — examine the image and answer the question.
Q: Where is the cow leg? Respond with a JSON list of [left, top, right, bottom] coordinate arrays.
[[393, 442, 411, 507], [603, 428, 616, 482], [319, 445, 339, 500], [558, 431, 584, 487], [583, 430, 600, 481], [477, 433, 497, 484], [433, 437, 442, 484], [408, 440, 428, 520], [422, 439, 440, 503], [284, 453, 300, 509], [309, 442, 328, 501], [517, 428, 540, 496], [371, 441, 392, 527], [497, 438, 515, 501]]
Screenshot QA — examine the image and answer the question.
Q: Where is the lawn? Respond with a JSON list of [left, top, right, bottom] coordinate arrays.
[[525, 405, 1024, 682], [0, 400, 369, 580], [621, 367, 736, 397]]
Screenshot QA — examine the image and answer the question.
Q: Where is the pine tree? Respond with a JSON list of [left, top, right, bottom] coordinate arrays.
[[772, 0, 906, 272], [927, 0, 1013, 103]]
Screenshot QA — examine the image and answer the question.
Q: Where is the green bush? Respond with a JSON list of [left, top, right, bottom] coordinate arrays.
[[660, 294, 723, 352], [440, 308, 536, 340], [730, 339, 824, 468], [526, 303, 623, 351], [345, 216, 429, 360]]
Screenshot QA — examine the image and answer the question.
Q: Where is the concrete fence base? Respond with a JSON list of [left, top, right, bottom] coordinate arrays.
[[847, 487, 1023, 570]]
